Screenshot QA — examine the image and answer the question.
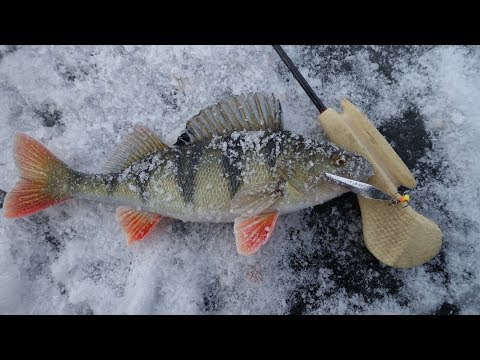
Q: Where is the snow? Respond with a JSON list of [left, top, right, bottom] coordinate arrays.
[[1, 45, 479, 314]]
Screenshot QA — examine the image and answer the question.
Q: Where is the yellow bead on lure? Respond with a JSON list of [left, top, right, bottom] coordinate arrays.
[[3, 93, 373, 255]]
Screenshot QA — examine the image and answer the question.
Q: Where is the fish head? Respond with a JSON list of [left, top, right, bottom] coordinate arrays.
[[318, 146, 374, 182]]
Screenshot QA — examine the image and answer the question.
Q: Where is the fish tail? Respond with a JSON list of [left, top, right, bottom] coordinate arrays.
[[3, 133, 75, 218]]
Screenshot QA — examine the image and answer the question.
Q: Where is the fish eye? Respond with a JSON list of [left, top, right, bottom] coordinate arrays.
[[331, 153, 347, 166]]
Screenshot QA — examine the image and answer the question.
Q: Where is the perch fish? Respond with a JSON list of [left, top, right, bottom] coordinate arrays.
[[4, 93, 373, 255]]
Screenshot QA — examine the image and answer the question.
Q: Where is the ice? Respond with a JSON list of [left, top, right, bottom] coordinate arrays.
[[1, 45, 479, 314]]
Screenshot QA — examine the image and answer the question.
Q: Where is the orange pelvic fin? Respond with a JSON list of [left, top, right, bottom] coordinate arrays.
[[4, 133, 73, 218], [234, 211, 279, 255], [116, 206, 163, 244]]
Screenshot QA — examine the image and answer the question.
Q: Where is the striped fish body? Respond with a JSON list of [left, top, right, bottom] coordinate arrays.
[[74, 129, 372, 223], [4, 93, 373, 254]]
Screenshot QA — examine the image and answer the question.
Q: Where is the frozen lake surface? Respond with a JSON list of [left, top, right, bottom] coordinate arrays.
[[0, 45, 478, 314]]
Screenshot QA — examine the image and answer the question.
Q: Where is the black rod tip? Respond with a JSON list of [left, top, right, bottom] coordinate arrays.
[[272, 45, 327, 114]]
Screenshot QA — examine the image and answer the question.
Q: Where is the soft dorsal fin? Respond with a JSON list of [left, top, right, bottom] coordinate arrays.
[[176, 93, 283, 145], [104, 125, 169, 173]]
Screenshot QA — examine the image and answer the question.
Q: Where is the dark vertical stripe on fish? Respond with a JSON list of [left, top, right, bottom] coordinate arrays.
[[176, 145, 203, 204], [221, 145, 244, 197], [131, 153, 159, 203], [264, 132, 283, 169], [103, 173, 120, 195], [133, 175, 148, 202]]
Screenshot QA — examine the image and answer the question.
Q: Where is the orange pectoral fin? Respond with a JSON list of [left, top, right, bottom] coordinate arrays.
[[116, 207, 163, 244], [234, 211, 279, 256]]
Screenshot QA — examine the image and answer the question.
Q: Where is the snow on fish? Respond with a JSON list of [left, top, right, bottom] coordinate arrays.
[[3, 93, 373, 255]]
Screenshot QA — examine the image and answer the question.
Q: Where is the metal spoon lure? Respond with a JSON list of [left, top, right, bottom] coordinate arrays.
[[324, 173, 393, 202]]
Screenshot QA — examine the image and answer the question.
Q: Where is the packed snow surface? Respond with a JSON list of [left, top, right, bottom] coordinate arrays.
[[0, 45, 478, 314]]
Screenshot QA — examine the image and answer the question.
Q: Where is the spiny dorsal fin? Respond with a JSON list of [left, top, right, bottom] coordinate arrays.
[[104, 125, 169, 173], [177, 93, 283, 145]]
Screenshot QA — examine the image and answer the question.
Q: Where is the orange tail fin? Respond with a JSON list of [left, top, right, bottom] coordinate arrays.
[[3, 133, 74, 218]]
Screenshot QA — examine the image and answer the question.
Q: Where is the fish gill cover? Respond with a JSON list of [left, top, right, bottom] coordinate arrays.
[[0, 45, 479, 314]]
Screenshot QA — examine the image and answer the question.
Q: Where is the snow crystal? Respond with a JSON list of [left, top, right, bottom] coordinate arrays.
[[0, 45, 479, 314]]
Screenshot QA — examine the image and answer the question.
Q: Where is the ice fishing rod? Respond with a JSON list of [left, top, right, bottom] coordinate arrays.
[[272, 45, 327, 114], [272, 45, 409, 205]]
